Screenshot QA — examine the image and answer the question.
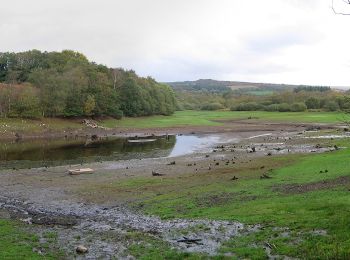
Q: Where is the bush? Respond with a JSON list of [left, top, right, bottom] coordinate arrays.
[[290, 102, 307, 112], [325, 101, 339, 111], [201, 102, 224, 111], [264, 104, 279, 112], [232, 102, 262, 111], [277, 103, 291, 112], [305, 97, 320, 109]]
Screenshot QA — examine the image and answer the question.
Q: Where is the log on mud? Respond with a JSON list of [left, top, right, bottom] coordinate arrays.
[[177, 236, 203, 245], [69, 168, 94, 175], [152, 171, 165, 176]]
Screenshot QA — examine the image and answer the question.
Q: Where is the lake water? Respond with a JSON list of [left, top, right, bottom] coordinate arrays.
[[0, 134, 219, 169]]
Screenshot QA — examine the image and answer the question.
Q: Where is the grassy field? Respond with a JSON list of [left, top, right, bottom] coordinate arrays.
[[0, 219, 62, 259], [103, 138, 350, 259], [101, 110, 347, 129], [0, 111, 346, 134], [0, 118, 82, 136]]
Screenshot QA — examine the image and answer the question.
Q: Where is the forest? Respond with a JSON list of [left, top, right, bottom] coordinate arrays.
[[0, 50, 176, 118], [172, 80, 350, 112]]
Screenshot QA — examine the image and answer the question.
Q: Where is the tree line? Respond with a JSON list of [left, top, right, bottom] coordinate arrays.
[[175, 84, 350, 112], [0, 50, 176, 118]]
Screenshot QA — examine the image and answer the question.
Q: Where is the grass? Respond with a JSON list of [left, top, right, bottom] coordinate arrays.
[[101, 110, 347, 129], [0, 117, 82, 136], [0, 111, 346, 133], [0, 219, 62, 259], [104, 138, 350, 259]]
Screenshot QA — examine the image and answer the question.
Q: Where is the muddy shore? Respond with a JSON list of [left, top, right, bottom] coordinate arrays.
[[0, 120, 345, 258], [0, 117, 339, 141]]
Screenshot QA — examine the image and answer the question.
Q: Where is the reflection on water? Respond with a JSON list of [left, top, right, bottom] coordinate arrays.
[[169, 135, 219, 157], [0, 136, 175, 169], [0, 134, 218, 169]]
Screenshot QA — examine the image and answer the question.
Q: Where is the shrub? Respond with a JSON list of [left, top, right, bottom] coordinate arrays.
[[182, 102, 197, 110], [277, 103, 291, 112], [264, 104, 279, 112], [325, 101, 339, 111], [200, 102, 224, 111], [305, 97, 320, 109], [232, 102, 262, 111], [290, 102, 307, 112]]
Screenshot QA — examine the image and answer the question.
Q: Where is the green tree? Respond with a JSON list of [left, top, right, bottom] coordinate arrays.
[[305, 97, 320, 109], [84, 95, 96, 116]]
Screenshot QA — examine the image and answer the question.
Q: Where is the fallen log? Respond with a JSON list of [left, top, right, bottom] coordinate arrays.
[[68, 168, 94, 175], [152, 171, 164, 176], [177, 236, 202, 244]]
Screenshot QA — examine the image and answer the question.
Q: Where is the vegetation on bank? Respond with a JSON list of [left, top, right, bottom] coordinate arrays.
[[0, 50, 176, 118], [178, 87, 349, 112]]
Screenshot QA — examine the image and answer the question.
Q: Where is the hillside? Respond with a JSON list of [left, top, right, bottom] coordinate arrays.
[[0, 50, 176, 118], [167, 79, 330, 95]]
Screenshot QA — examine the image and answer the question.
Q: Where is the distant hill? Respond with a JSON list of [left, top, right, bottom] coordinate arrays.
[[166, 79, 332, 95]]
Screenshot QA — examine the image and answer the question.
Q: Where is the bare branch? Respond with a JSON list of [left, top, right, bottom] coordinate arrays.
[[332, 0, 350, 15]]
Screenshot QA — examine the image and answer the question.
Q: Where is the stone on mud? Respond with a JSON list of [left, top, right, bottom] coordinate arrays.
[[76, 245, 88, 254]]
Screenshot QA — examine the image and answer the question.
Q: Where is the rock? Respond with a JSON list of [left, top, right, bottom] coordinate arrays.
[[152, 171, 164, 176], [76, 245, 88, 254]]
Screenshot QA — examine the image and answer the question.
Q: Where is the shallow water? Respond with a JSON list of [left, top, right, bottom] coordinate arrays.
[[0, 134, 218, 169], [169, 135, 220, 157]]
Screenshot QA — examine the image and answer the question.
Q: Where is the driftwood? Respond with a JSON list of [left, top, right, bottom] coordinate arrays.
[[264, 242, 277, 249], [177, 236, 202, 245], [69, 168, 94, 175], [152, 171, 164, 176]]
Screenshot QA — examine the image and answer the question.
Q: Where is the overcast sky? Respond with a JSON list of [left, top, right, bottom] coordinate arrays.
[[1, 0, 350, 86]]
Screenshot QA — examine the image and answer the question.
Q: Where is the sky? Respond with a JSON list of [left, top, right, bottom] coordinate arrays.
[[1, 0, 350, 86]]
